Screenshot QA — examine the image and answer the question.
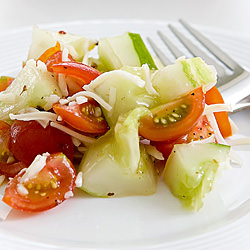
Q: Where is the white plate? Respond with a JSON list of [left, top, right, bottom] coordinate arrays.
[[0, 20, 250, 250]]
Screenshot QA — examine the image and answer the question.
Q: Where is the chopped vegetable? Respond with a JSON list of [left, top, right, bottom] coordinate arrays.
[[53, 98, 109, 134], [139, 87, 205, 141], [3, 153, 76, 212], [205, 86, 232, 138]]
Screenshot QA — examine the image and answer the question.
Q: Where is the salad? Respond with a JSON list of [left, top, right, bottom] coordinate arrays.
[[0, 26, 237, 216]]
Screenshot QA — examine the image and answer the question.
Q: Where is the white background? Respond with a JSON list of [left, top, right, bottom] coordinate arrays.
[[0, 0, 250, 36]]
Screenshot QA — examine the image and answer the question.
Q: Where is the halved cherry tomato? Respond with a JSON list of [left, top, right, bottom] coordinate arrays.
[[45, 50, 75, 72], [9, 121, 74, 166], [0, 162, 27, 178], [0, 76, 14, 92], [0, 121, 12, 163], [0, 121, 27, 177], [152, 115, 214, 159], [37, 41, 61, 63], [139, 87, 205, 142], [51, 61, 101, 87], [3, 153, 76, 212], [205, 86, 232, 138], [53, 98, 109, 134]]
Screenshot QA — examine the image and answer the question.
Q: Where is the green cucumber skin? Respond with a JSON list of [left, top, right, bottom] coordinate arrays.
[[128, 32, 158, 70]]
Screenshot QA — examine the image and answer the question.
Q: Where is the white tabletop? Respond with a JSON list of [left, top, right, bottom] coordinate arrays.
[[0, 0, 250, 36]]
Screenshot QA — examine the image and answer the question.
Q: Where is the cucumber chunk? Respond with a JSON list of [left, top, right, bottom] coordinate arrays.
[[0, 60, 62, 121], [98, 32, 157, 71], [28, 25, 97, 61], [78, 107, 158, 197], [91, 69, 159, 126], [152, 57, 217, 103], [163, 143, 230, 211]]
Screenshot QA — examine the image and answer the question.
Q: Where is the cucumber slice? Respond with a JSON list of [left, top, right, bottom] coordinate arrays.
[[92, 69, 159, 126], [163, 143, 230, 211], [78, 107, 158, 197], [98, 32, 157, 71], [0, 60, 62, 121], [28, 25, 97, 61], [152, 57, 217, 103]]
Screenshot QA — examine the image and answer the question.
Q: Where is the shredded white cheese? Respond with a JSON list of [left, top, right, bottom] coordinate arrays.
[[36, 60, 47, 72], [229, 150, 243, 166], [43, 94, 61, 110], [64, 190, 74, 199], [206, 113, 227, 145], [67, 91, 112, 111], [62, 47, 70, 62], [144, 144, 164, 161], [17, 183, 29, 196], [9, 109, 57, 128], [229, 117, 239, 135], [202, 81, 216, 93], [140, 138, 151, 145], [58, 74, 69, 97], [203, 104, 233, 115], [64, 44, 78, 59], [72, 137, 81, 147], [19, 153, 49, 184], [59, 98, 69, 105], [76, 96, 88, 104], [83, 70, 145, 90], [57, 115, 63, 122], [77, 146, 88, 153], [50, 122, 96, 144], [75, 172, 83, 188], [227, 137, 250, 146], [190, 134, 215, 144], [82, 51, 90, 65], [142, 64, 159, 96]]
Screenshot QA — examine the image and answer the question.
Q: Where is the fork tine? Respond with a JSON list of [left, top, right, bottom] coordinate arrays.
[[157, 31, 184, 58], [179, 19, 242, 71], [168, 24, 226, 77], [147, 37, 172, 66]]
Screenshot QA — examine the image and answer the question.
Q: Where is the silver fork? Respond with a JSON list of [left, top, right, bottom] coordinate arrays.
[[147, 19, 250, 112]]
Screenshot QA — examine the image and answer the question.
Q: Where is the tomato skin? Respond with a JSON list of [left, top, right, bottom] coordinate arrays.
[[0, 162, 27, 178], [0, 76, 14, 92], [37, 41, 61, 63], [152, 115, 215, 159], [139, 87, 205, 142], [45, 50, 75, 72], [51, 62, 101, 87], [53, 99, 109, 134], [205, 86, 232, 138], [2, 153, 76, 212], [9, 121, 74, 166]]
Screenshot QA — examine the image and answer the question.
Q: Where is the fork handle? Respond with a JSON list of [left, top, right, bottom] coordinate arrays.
[[220, 73, 250, 105]]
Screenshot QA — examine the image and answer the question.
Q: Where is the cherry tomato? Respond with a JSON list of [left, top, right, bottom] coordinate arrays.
[[0, 76, 14, 92], [152, 115, 214, 159], [51, 61, 101, 88], [9, 121, 74, 166], [2, 153, 76, 212], [45, 50, 75, 72], [205, 86, 232, 138], [37, 41, 61, 63], [0, 162, 27, 178], [0, 121, 27, 177], [53, 99, 109, 134], [139, 87, 205, 142]]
